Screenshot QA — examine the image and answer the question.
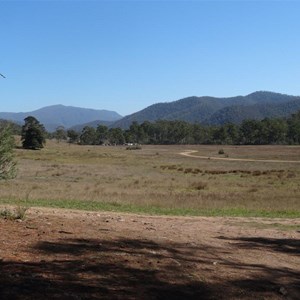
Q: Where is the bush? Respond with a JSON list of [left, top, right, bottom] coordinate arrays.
[[190, 182, 208, 190], [0, 206, 28, 220], [126, 145, 142, 150], [218, 149, 225, 155]]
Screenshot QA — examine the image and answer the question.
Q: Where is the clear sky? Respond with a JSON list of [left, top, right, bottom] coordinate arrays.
[[1, 0, 300, 116]]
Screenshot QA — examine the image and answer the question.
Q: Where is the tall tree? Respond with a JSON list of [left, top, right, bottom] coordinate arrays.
[[0, 125, 17, 179], [108, 128, 125, 145], [287, 111, 300, 144], [53, 126, 67, 143], [239, 119, 263, 145], [260, 118, 287, 144], [67, 129, 80, 144], [79, 126, 97, 145], [96, 125, 109, 145], [223, 123, 239, 144], [21, 116, 46, 150]]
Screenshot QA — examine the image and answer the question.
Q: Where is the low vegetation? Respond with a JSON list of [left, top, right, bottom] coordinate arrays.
[[0, 141, 299, 217], [126, 144, 142, 150], [0, 206, 28, 220]]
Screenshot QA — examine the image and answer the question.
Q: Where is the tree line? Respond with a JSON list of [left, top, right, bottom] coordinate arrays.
[[1, 110, 300, 153], [0, 111, 299, 180], [55, 110, 300, 145]]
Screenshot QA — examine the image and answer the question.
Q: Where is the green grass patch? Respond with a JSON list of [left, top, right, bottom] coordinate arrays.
[[0, 198, 299, 218]]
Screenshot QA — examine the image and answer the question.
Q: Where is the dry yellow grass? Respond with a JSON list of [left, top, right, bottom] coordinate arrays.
[[1, 140, 300, 213]]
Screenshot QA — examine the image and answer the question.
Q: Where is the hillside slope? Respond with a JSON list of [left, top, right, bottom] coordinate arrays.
[[207, 99, 300, 124], [112, 91, 300, 128]]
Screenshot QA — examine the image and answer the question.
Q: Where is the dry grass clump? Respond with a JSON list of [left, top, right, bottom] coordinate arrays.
[[180, 168, 203, 174], [160, 165, 179, 171], [176, 167, 293, 179], [184, 168, 193, 174], [0, 206, 28, 220], [252, 170, 262, 176], [190, 181, 208, 191], [287, 172, 297, 178]]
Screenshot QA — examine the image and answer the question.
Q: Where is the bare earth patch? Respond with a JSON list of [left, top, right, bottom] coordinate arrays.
[[0, 207, 299, 299]]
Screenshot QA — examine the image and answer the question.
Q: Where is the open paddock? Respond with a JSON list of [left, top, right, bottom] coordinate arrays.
[[1, 142, 299, 216]]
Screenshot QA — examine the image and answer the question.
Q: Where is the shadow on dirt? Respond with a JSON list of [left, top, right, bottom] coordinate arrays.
[[1, 237, 299, 299], [218, 236, 300, 255], [0, 238, 211, 300], [217, 236, 300, 299]]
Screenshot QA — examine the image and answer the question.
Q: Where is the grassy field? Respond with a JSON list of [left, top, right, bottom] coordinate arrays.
[[1, 140, 300, 217]]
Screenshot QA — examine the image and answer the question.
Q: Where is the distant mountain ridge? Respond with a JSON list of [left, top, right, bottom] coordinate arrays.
[[0, 105, 122, 132], [111, 91, 300, 128], [1, 91, 300, 132]]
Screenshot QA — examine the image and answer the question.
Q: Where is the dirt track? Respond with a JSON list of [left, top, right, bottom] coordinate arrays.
[[1, 207, 299, 299], [179, 150, 300, 163]]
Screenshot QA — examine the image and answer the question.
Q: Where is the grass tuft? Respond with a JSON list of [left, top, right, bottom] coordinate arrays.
[[0, 206, 28, 220]]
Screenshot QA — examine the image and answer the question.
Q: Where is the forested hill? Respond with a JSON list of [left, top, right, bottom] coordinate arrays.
[[207, 99, 300, 125], [112, 91, 300, 129]]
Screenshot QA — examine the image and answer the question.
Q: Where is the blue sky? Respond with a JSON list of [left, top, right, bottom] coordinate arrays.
[[1, 0, 300, 116]]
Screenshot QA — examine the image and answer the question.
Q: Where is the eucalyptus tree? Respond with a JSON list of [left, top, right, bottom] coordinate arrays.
[[0, 125, 17, 179]]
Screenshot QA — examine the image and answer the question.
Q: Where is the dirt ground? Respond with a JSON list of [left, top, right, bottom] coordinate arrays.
[[0, 207, 299, 300]]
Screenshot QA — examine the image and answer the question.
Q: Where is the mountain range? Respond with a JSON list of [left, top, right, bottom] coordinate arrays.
[[1, 91, 300, 131], [0, 105, 122, 132]]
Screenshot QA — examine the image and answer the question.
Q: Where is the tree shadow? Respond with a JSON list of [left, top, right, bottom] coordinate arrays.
[[1, 237, 299, 299], [217, 236, 300, 299], [0, 238, 212, 300], [225, 261, 300, 296], [218, 236, 300, 255]]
